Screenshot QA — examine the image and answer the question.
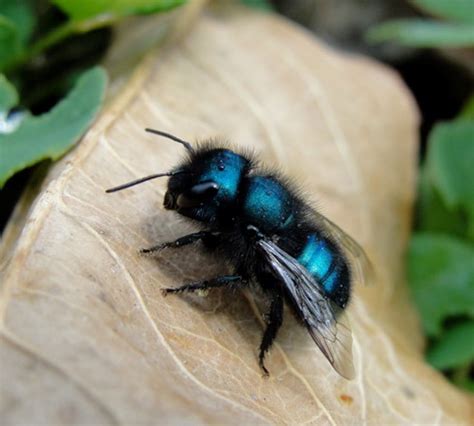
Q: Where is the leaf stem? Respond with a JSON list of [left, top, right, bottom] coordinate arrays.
[[29, 21, 75, 59]]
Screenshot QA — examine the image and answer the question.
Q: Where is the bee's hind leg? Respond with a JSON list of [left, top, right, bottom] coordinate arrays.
[[258, 290, 284, 377], [162, 275, 243, 296]]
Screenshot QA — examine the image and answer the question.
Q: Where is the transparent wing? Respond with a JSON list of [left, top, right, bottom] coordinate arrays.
[[257, 238, 355, 379], [311, 210, 374, 286]]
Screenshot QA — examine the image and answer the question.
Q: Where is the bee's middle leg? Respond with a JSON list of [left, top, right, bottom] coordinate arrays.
[[162, 274, 243, 296]]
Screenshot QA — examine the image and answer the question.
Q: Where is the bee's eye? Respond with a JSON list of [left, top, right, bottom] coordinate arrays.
[[177, 181, 219, 208], [190, 181, 220, 197]]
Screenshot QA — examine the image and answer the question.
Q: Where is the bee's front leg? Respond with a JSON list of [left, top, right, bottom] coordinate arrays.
[[140, 231, 220, 254]]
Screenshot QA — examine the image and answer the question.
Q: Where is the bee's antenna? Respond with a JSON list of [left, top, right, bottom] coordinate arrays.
[[145, 128, 195, 154], [105, 170, 185, 193]]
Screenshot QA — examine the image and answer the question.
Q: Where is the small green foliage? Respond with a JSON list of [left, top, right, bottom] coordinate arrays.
[[0, 0, 35, 43], [366, 19, 474, 47], [367, 0, 474, 48], [0, 0, 186, 73], [460, 95, 474, 120], [408, 234, 474, 336], [240, 0, 274, 11], [406, 67, 474, 390], [410, 0, 474, 24], [0, 15, 21, 69], [0, 67, 107, 188], [409, 0, 474, 24], [51, 0, 186, 21], [417, 168, 467, 238], [410, 105, 474, 390], [0, 0, 185, 188], [427, 321, 474, 369], [0, 73, 17, 112], [426, 120, 474, 240], [460, 380, 474, 392], [0, 0, 35, 70]]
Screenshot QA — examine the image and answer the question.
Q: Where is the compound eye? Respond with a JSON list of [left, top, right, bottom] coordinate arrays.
[[190, 181, 220, 197], [176, 181, 219, 208]]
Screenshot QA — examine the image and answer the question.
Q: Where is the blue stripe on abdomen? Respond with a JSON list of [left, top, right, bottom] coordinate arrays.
[[297, 234, 339, 294]]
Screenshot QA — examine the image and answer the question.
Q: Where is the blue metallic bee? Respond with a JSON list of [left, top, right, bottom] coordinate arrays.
[[106, 129, 371, 379]]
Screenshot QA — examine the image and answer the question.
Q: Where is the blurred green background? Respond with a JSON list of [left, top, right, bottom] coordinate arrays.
[[0, 0, 472, 392]]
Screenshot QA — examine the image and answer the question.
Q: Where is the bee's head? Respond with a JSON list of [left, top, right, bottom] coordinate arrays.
[[106, 130, 251, 224], [165, 148, 250, 223]]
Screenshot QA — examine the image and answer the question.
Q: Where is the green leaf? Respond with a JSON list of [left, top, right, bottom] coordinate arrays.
[[408, 234, 474, 336], [427, 321, 474, 369], [240, 0, 274, 10], [459, 94, 474, 119], [0, 0, 35, 43], [0, 15, 21, 70], [454, 376, 474, 392], [0, 73, 17, 112], [51, 0, 186, 21], [366, 19, 474, 47], [417, 166, 467, 237], [0, 67, 107, 188], [410, 0, 474, 24], [426, 120, 474, 239], [428, 120, 474, 208], [411, 0, 474, 23]]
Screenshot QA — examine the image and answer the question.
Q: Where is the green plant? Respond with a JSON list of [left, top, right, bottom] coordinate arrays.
[[368, 0, 474, 392], [0, 0, 186, 190], [0, 67, 107, 187], [1, 0, 186, 73], [409, 108, 474, 392], [366, 0, 474, 47], [240, 0, 273, 10]]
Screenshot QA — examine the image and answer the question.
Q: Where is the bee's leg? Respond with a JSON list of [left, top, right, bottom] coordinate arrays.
[[140, 231, 220, 254], [258, 291, 284, 377], [162, 275, 243, 296]]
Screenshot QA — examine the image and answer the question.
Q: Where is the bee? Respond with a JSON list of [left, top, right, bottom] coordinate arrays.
[[106, 129, 372, 379]]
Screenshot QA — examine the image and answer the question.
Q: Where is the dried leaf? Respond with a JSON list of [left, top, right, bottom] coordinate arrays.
[[1, 4, 472, 425]]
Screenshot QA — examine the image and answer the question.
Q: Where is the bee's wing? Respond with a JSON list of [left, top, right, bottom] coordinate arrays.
[[312, 210, 374, 286], [257, 239, 355, 379]]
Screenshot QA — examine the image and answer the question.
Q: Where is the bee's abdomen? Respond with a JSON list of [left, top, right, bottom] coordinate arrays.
[[297, 234, 350, 308], [241, 176, 295, 232]]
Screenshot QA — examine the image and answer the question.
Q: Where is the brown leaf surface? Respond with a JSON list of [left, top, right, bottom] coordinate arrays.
[[1, 4, 472, 425]]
